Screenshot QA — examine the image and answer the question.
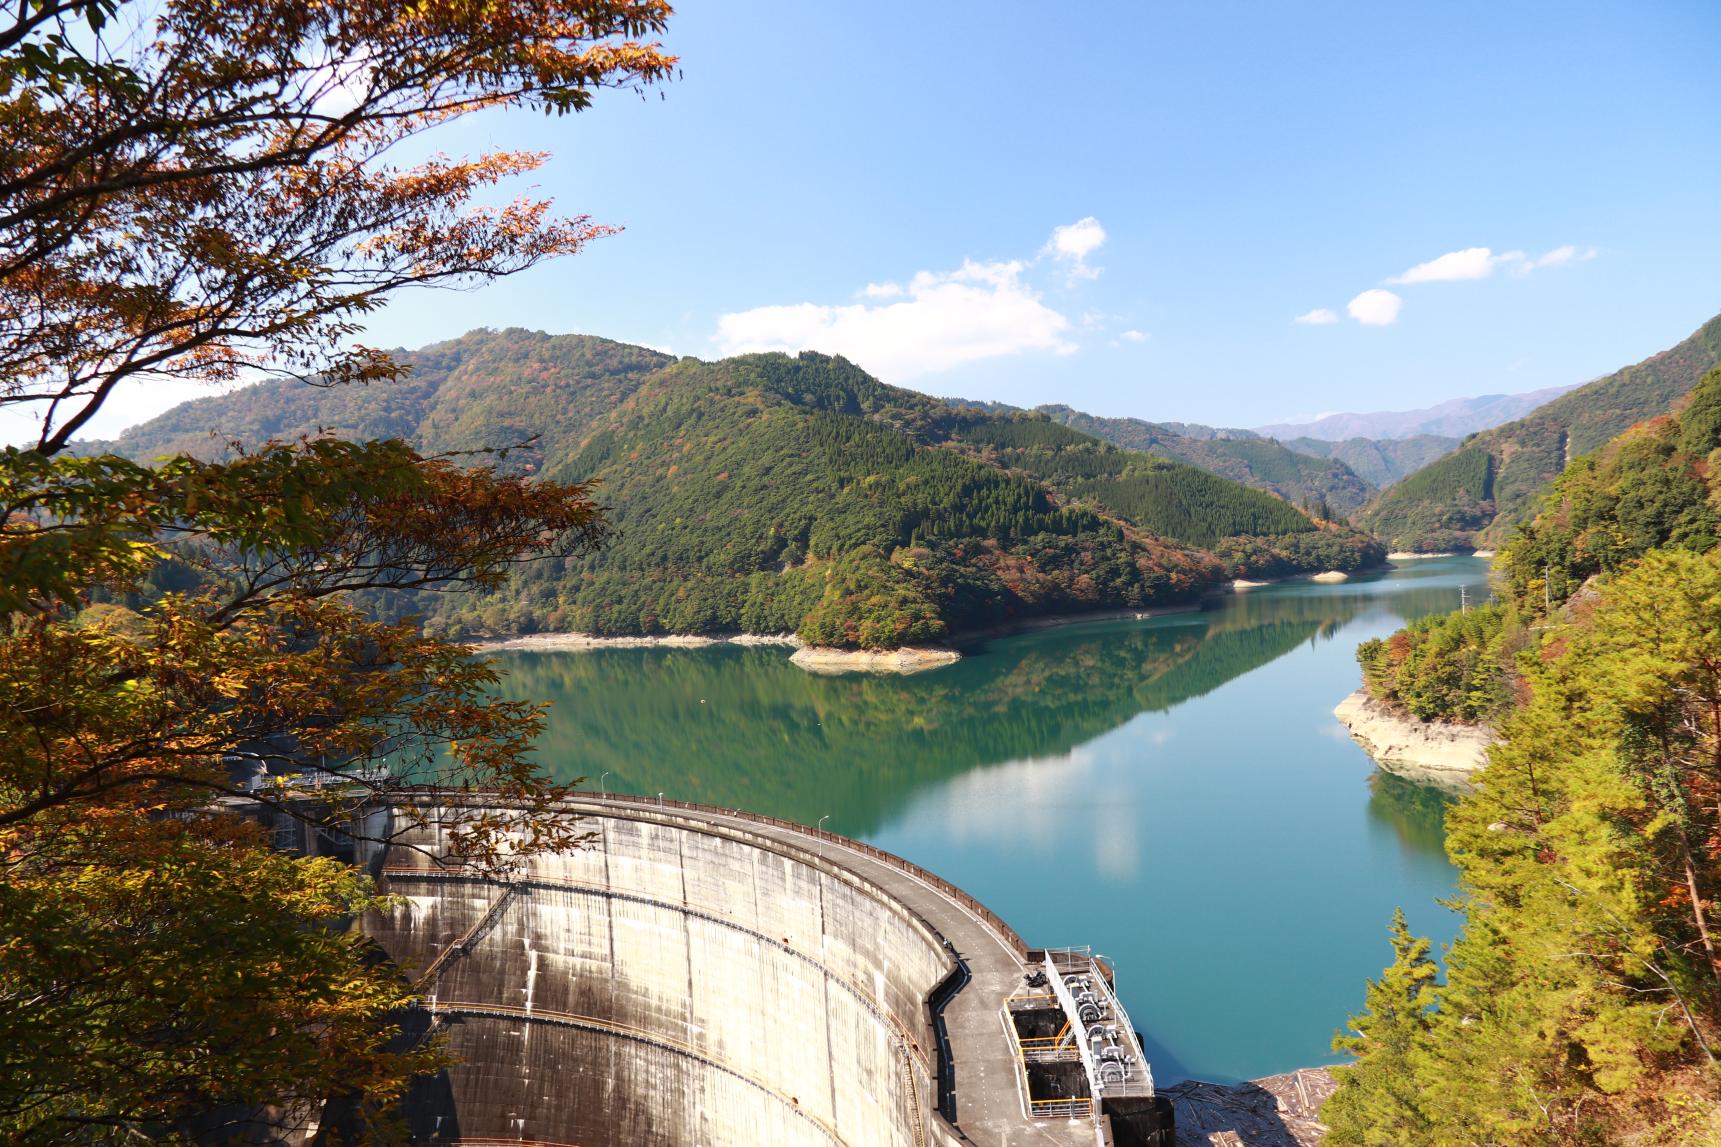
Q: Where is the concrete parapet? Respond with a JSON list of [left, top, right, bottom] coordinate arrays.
[[368, 800, 958, 1147]]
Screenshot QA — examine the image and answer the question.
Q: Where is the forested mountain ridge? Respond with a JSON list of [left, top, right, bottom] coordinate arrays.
[[962, 401, 1379, 514], [1326, 367, 1721, 1143], [1276, 434, 1458, 488], [1356, 310, 1721, 551], [99, 329, 1382, 647], [91, 329, 678, 461]]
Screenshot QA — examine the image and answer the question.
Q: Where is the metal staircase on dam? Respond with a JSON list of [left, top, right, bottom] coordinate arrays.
[[1004, 948, 1172, 1142], [413, 880, 522, 989]]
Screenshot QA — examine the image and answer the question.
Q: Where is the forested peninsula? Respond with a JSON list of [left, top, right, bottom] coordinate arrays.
[[101, 329, 1384, 649]]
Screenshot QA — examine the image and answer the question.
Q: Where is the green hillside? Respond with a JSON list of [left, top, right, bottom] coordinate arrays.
[[102, 330, 1382, 647], [1358, 311, 1721, 550], [1277, 434, 1458, 488], [1022, 404, 1378, 514], [1328, 368, 1721, 1143]]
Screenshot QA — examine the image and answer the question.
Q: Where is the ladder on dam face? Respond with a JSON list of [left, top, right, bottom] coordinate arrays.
[[415, 881, 521, 988]]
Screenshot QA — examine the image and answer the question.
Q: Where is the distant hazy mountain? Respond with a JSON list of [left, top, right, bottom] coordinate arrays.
[[956, 402, 1378, 515], [1276, 435, 1460, 488], [1358, 311, 1721, 551], [1255, 385, 1576, 442]]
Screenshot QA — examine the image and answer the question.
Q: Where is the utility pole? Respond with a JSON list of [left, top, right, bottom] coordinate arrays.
[[1459, 585, 1469, 614]]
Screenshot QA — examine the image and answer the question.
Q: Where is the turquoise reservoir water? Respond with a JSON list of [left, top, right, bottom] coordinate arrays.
[[489, 556, 1489, 1083]]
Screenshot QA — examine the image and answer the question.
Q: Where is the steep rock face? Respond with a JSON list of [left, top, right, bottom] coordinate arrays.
[[1332, 690, 1497, 787]]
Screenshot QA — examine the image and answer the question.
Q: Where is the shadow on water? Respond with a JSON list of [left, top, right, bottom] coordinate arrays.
[[1367, 769, 1460, 857]]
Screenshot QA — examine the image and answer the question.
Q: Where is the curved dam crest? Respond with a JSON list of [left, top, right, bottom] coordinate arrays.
[[373, 800, 955, 1146], [361, 796, 1180, 1147]]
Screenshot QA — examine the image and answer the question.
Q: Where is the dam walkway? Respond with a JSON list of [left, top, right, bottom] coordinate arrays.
[[555, 794, 1091, 1147]]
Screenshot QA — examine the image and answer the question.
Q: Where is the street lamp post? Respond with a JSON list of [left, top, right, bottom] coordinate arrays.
[[600, 771, 610, 796], [818, 814, 830, 861]]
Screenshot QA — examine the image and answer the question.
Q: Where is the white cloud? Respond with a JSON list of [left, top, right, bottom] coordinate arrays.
[[1389, 247, 1498, 284], [1347, 288, 1402, 326], [1044, 216, 1107, 282], [1389, 244, 1597, 284], [1293, 308, 1339, 325], [1118, 329, 1149, 342], [715, 258, 1075, 381], [1529, 244, 1597, 270], [861, 281, 903, 299]]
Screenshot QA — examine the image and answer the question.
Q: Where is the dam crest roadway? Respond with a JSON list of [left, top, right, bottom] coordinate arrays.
[[363, 793, 1175, 1147]]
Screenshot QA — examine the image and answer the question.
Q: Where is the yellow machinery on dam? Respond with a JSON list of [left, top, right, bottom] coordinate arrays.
[[352, 793, 1175, 1147]]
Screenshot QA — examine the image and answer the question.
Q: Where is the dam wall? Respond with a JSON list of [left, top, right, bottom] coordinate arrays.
[[369, 803, 958, 1147]]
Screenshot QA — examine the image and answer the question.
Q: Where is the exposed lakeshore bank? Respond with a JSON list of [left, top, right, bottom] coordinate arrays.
[[468, 564, 1390, 674], [1333, 688, 1497, 788], [468, 602, 1206, 675], [1386, 549, 1496, 560]]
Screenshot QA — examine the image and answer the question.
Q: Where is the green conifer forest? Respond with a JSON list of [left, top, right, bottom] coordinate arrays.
[[1327, 368, 1721, 1141]]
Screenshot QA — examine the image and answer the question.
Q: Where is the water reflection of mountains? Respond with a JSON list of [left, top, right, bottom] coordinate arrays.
[[496, 571, 1469, 835]]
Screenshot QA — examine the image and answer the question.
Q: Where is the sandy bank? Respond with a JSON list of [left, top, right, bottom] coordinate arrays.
[[472, 632, 801, 652], [788, 646, 961, 675], [468, 602, 1209, 675], [1310, 570, 1349, 583], [1386, 550, 1458, 560], [1472, 548, 1497, 558], [1333, 689, 1497, 787]]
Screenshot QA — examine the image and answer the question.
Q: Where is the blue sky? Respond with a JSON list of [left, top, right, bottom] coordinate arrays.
[[90, 1, 1721, 435]]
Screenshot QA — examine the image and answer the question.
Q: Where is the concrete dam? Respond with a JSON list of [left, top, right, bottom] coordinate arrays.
[[364, 794, 1175, 1147]]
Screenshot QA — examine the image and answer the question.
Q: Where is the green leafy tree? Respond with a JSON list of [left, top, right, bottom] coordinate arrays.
[[1677, 366, 1721, 458], [1324, 909, 1438, 1147]]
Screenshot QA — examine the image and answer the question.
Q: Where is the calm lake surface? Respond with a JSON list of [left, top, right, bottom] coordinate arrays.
[[489, 556, 1491, 1084]]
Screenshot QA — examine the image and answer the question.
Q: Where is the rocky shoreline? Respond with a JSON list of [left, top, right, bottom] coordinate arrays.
[[1332, 689, 1497, 787], [1163, 1067, 1338, 1146]]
